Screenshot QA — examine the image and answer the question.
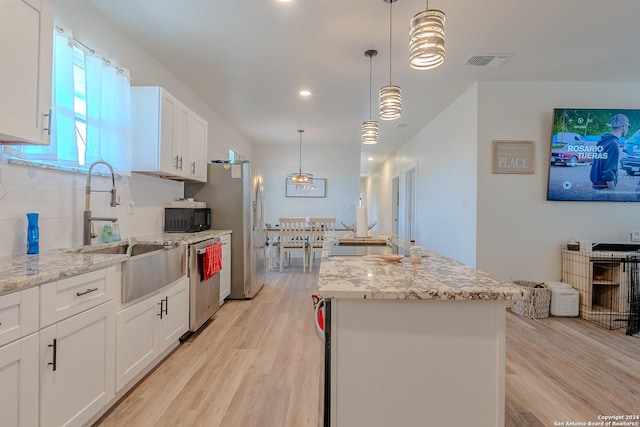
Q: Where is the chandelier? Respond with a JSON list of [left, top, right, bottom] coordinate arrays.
[[362, 49, 379, 145], [409, 0, 446, 70], [379, 0, 401, 121], [287, 130, 313, 187]]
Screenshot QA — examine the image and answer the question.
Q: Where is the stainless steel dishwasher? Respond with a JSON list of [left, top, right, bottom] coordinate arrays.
[[186, 237, 221, 336]]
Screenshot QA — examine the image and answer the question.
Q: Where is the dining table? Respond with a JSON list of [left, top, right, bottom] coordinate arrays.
[[266, 226, 349, 270]]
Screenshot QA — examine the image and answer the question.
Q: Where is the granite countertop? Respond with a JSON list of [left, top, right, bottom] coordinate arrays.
[[133, 230, 231, 245], [0, 229, 232, 296], [317, 235, 524, 301]]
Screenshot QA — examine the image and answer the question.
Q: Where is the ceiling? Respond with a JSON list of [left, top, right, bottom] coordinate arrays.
[[89, 0, 640, 175]]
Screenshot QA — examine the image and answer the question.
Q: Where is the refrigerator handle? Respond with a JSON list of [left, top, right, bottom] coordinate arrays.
[[252, 200, 257, 230], [314, 298, 325, 340]]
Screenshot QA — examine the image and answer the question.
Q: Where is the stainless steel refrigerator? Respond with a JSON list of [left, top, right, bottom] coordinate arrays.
[[185, 162, 265, 299]]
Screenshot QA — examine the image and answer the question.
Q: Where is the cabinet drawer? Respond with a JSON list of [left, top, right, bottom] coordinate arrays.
[[0, 287, 39, 347], [40, 267, 117, 328]]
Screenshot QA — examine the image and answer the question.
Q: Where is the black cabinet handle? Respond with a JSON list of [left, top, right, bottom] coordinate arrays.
[[76, 288, 98, 297], [158, 296, 169, 319], [48, 339, 57, 371]]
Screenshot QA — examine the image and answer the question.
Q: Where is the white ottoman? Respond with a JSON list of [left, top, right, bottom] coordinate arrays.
[[545, 282, 579, 317]]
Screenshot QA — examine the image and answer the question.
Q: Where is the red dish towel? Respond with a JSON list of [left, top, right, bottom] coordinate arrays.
[[204, 243, 223, 281]]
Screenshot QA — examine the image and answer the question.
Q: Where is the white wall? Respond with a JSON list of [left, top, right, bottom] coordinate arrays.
[[477, 81, 640, 282], [0, 0, 254, 256], [254, 144, 360, 227], [50, 0, 254, 163], [364, 85, 479, 267], [367, 80, 640, 282]]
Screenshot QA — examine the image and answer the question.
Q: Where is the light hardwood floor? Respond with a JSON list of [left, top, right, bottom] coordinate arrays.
[[95, 259, 640, 427]]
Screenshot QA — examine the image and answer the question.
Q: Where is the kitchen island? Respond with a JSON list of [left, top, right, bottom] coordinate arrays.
[[317, 241, 523, 427]]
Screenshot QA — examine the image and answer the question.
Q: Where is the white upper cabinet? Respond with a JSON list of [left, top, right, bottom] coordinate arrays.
[[0, 0, 53, 145], [187, 111, 208, 182], [131, 86, 208, 182]]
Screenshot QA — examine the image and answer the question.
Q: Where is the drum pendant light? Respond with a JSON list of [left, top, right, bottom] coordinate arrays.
[[362, 49, 379, 145], [379, 0, 401, 121], [409, 0, 446, 70], [287, 130, 313, 187]]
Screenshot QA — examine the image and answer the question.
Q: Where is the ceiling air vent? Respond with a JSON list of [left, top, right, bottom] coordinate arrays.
[[463, 54, 512, 67], [395, 123, 408, 128]]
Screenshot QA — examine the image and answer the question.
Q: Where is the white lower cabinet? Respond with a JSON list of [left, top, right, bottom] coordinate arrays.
[[39, 300, 115, 427], [0, 333, 39, 427], [220, 234, 231, 304], [0, 285, 39, 427], [1, 263, 189, 425], [116, 277, 188, 391]]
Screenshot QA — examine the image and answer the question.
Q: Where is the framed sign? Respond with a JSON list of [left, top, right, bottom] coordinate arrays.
[[285, 178, 327, 198], [492, 140, 535, 174]]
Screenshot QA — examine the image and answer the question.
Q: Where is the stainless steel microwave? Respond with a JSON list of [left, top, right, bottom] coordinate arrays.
[[164, 207, 211, 233]]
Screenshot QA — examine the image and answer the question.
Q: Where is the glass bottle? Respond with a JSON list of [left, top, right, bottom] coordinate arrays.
[[410, 246, 422, 264], [112, 223, 121, 242], [101, 224, 113, 243], [26, 212, 39, 254]]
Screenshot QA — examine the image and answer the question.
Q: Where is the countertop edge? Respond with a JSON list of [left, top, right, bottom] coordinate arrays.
[[0, 230, 232, 296]]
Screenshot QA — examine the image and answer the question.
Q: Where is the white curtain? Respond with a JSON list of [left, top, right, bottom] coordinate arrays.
[[6, 27, 132, 175], [5, 28, 76, 162], [84, 53, 132, 175]]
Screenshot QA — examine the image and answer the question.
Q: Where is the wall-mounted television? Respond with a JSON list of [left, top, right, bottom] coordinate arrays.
[[547, 108, 640, 202]]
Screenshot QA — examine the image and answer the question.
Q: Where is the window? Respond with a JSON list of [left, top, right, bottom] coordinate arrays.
[[229, 148, 245, 163], [5, 27, 132, 175], [73, 44, 87, 166]]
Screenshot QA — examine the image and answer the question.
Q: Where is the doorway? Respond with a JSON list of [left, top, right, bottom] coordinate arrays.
[[391, 176, 399, 236], [405, 168, 416, 242]]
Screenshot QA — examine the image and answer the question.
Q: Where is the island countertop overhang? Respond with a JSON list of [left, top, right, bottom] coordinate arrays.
[[317, 245, 524, 301]]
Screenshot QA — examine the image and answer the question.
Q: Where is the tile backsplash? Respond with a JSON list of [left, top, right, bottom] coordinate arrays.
[[0, 161, 183, 256]]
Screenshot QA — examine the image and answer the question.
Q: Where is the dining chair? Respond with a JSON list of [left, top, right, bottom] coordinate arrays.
[[308, 217, 336, 272], [278, 217, 309, 272]]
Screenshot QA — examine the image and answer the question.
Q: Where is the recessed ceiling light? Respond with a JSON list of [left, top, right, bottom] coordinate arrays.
[[367, 157, 374, 161], [299, 90, 311, 97], [279, 0, 293, 3]]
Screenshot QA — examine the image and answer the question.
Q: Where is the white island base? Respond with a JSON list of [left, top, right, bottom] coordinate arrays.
[[329, 298, 506, 427]]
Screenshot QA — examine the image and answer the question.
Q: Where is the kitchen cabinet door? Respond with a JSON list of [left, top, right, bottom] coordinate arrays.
[[132, 87, 203, 181], [115, 295, 157, 392], [220, 234, 231, 303], [0, 0, 53, 145], [40, 301, 115, 427], [115, 277, 188, 391], [0, 333, 39, 427], [187, 111, 207, 182], [156, 277, 188, 353], [161, 90, 189, 177]]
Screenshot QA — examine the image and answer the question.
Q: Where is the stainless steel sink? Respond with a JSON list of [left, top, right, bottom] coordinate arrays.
[[71, 242, 186, 303]]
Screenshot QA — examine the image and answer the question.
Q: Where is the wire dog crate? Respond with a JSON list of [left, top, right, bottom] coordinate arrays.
[[562, 246, 640, 336]]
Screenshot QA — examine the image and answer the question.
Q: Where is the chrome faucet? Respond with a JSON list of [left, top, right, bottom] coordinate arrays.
[[83, 160, 118, 245]]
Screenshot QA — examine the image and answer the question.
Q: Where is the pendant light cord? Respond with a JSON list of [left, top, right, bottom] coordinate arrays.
[[369, 55, 373, 120], [388, 0, 393, 84], [298, 130, 303, 174]]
